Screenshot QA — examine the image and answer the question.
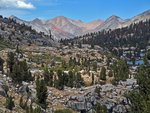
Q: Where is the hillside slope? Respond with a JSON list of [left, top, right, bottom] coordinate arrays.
[[0, 16, 56, 47]]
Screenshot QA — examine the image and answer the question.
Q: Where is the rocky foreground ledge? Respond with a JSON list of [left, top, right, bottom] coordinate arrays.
[[0, 71, 138, 113], [63, 78, 138, 113]]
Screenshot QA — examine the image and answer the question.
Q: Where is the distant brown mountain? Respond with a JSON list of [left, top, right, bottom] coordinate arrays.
[[94, 15, 125, 32], [9, 9, 150, 40], [30, 16, 104, 39]]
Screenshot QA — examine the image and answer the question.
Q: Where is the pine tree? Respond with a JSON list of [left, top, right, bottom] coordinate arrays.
[[49, 70, 54, 86], [93, 103, 109, 113], [147, 50, 150, 60], [7, 52, 15, 73], [0, 57, 4, 72], [11, 62, 23, 83], [44, 68, 53, 87], [44, 67, 50, 85], [6, 96, 15, 110], [4, 85, 9, 97], [67, 71, 74, 88], [55, 70, 64, 90], [19, 96, 24, 109], [36, 79, 47, 109], [10, 60, 33, 83], [92, 73, 94, 85], [16, 44, 20, 54], [108, 70, 113, 77], [126, 64, 150, 112], [93, 62, 97, 72], [100, 67, 106, 80], [75, 72, 83, 88]]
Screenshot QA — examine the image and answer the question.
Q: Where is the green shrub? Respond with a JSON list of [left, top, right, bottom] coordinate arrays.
[[54, 109, 72, 113], [6, 96, 15, 110], [100, 81, 106, 85]]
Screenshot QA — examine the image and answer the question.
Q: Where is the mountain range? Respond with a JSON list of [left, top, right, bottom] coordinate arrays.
[[9, 9, 150, 40]]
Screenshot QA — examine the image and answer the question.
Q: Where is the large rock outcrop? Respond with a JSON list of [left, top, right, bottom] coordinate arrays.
[[65, 78, 138, 113]]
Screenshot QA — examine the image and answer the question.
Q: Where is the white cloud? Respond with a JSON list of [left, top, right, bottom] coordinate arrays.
[[0, 0, 35, 9], [17, 1, 35, 9]]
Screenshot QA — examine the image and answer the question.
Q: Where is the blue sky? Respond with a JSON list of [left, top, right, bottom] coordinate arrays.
[[0, 0, 150, 22]]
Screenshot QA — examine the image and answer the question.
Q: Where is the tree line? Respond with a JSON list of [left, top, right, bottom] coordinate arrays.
[[64, 19, 150, 56]]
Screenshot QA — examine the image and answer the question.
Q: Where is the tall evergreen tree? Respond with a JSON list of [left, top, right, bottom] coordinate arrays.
[[5, 96, 15, 110], [75, 72, 83, 88], [127, 64, 150, 112], [7, 52, 15, 73], [36, 79, 47, 109], [10, 60, 33, 83], [54, 70, 64, 90], [0, 57, 4, 72], [93, 103, 109, 113], [67, 71, 74, 88], [92, 73, 94, 85], [93, 62, 97, 72], [44, 68, 50, 85], [100, 67, 106, 80]]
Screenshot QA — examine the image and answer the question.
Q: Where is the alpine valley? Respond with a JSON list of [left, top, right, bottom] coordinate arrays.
[[0, 7, 150, 113]]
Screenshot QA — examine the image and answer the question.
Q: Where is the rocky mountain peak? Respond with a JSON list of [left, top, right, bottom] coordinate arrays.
[[9, 15, 20, 20], [77, 20, 83, 23], [48, 16, 71, 27], [52, 16, 69, 21], [32, 18, 41, 21], [105, 15, 122, 23], [90, 19, 104, 24], [9, 15, 16, 18], [31, 18, 43, 25]]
